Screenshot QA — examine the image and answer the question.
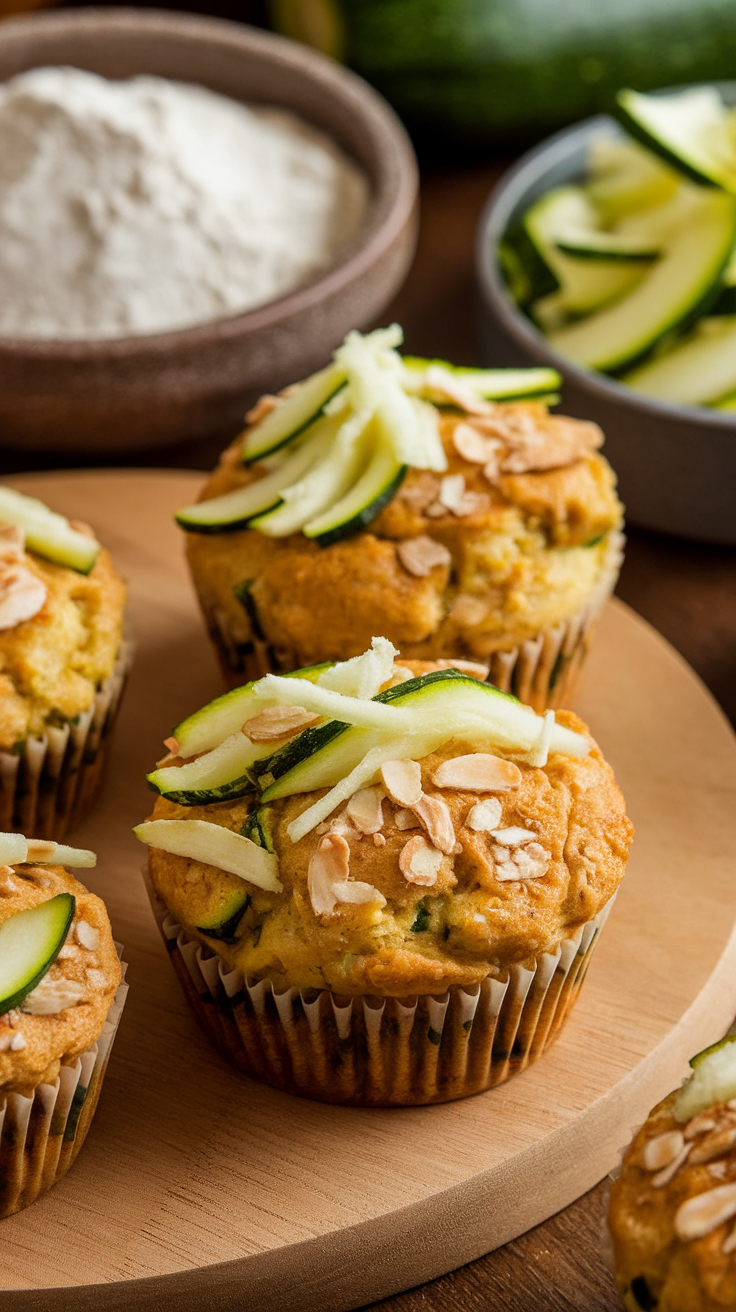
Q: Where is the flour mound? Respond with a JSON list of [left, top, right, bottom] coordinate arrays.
[[0, 66, 369, 341]]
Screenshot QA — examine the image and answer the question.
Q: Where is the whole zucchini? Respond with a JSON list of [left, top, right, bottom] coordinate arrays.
[[269, 0, 736, 151]]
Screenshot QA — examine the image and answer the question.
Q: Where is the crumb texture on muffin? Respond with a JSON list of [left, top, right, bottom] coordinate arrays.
[[0, 544, 125, 749], [147, 702, 632, 997], [0, 865, 121, 1095], [186, 405, 623, 667]]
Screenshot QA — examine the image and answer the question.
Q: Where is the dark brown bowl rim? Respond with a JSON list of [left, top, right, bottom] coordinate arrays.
[[0, 7, 418, 360], [476, 99, 736, 431]]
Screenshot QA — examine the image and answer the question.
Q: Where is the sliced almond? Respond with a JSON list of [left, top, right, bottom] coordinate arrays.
[[163, 736, 180, 755], [653, 1142, 692, 1188], [643, 1130, 685, 1172], [685, 1114, 719, 1141], [432, 754, 522, 792], [466, 798, 503, 833], [346, 786, 384, 835], [245, 394, 277, 425], [381, 759, 423, 808], [412, 794, 456, 855], [424, 366, 495, 416], [75, 920, 100, 952], [396, 536, 452, 579], [399, 835, 443, 886], [0, 523, 25, 561], [689, 1125, 736, 1165], [308, 833, 351, 916], [331, 878, 386, 908], [395, 808, 420, 831], [243, 705, 320, 742], [452, 422, 502, 465], [490, 827, 537, 847], [675, 1183, 736, 1240], [438, 474, 467, 512], [0, 565, 47, 630]]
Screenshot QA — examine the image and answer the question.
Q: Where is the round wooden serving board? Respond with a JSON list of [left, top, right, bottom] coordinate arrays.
[[2, 470, 736, 1312]]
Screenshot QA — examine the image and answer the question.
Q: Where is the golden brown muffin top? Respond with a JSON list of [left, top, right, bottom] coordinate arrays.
[[146, 658, 633, 997], [0, 527, 126, 750], [610, 1091, 736, 1312], [0, 864, 121, 1095], [186, 405, 622, 667]]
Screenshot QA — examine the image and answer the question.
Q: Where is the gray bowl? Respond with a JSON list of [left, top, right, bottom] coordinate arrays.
[[476, 111, 736, 544]]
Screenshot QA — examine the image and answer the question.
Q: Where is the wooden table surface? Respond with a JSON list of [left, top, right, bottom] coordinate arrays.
[[6, 158, 736, 1312]]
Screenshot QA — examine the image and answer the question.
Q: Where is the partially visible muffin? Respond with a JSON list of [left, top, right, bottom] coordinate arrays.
[[0, 487, 129, 837], [0, 832, 127, 1217], [609, 1036, 736, 1311], [179, 328, 623, 712]]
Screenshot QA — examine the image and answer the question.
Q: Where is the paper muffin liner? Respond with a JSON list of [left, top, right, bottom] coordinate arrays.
[[0, 947, 128, 1219], [192, 530, 624, 714], [0, 639, 133, 841], [145, 871, 614, 1107]]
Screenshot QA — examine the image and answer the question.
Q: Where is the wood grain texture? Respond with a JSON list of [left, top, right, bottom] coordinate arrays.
[[0, 470, 735, 1311]]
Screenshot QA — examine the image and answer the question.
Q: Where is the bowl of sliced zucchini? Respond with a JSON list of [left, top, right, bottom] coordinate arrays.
[[477, 82, 736, 544]]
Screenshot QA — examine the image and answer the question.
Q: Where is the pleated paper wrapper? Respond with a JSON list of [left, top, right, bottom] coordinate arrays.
[[192, 531, 624, 715], [0, 639, 133, 841], [146, 872, 614, 1107], [0, 948, 128, 1218]]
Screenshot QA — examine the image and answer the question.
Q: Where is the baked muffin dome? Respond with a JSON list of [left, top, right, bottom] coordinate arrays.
[[178, 329, 623, 711], [137, 642, 633, 1103], [609, 1037, 736, 1312]]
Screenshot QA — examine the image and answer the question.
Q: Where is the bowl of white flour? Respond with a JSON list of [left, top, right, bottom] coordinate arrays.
[[0, 9, 418, 453]]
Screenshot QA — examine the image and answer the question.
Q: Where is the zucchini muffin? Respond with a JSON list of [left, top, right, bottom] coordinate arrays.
[[179, 327, 623, 713], [608, 1035, 736, 1311], [137, 639, 633, 1105], [0, 486, 130, 837], [0, 832, 127, 1217]]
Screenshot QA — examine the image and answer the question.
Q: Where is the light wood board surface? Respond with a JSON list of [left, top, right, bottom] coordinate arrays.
[[2, 470, 736, 1312]]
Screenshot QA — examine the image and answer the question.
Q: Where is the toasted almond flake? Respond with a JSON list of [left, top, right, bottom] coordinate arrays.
[[452, 423, 501, 465], [511, 843, 550, 880], [26, 839, 56, 862], [56, 944, 78, 960], [245, 394, 277, 425], [412, 793, 456, 855], [425, 366, 495, 416], [381, 759, 423, 808], [85, 968, 106, 990], [438, 474, 467, 511], [690, 1125, 736, 1165], [432, 658, 490, 681], [395, 808, 420, 831], [494, 860, 522, 882], [243, 705, 320, 741], [396, 536, 452, 578], [308, 832, 385, 916], [0, 564, 47, 630], [425, 499, 448, 519], [432, 753, 522, 793], [373, 833, 386, 848], [723, 1221, 736, 1254], [653, 1143, 692, 1188], [466, 798, 503, 832], [76, 920, 100, 951], [164, 736, 180, 755], [22, 976, 88, 1014], [675, 1183, 736, 1239], [491, 827, 538, 847], [399, 835, 443, 886], [10, 1033, 26, 1051], [346, 786, 385, 835], [685, 1114, 718, 1141], [0, 523, 25, 560], [0, 1033, 12, 1051], [643, 1130, 685, 1172], [155, 751, 179, 768]]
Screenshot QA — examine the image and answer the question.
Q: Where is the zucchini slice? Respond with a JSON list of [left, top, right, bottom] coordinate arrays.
[[0, 487, 99, 575], [241, 363, 347, 464], [0, 893, 75, 1015], [250, 412, 371, 538], [134, 820, 282, 893], [616, 87, 736, 192], [548, 190, 736, 372], [175, 425, 333, 534], [401, 358, 561, 401], [196, 888, 251, 941], [147, 733, 272, 806], [303, 439, 406, 546], [625, 317, 736, 406], [586, 135, 680, 224], [173, 662, 332, 759], [241, 805, 276, 853]]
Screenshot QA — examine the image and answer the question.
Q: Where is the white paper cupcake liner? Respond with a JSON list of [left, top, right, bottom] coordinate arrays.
[[145, 870, 614, 1106], [0, 639, 133, 841], [194, 531, 624, 715], [0, 947, 128, 1219]]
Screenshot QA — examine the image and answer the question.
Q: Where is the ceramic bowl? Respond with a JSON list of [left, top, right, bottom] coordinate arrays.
[[476, 110, 736, 545], [0, 8, 418, 454]]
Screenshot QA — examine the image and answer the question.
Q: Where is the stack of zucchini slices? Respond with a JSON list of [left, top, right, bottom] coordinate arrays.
[[176, 326, 559, 544], [501, 85, 736, 408], [135, 638, 589, 909]]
